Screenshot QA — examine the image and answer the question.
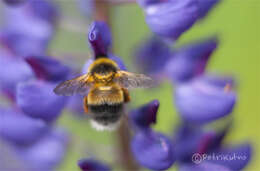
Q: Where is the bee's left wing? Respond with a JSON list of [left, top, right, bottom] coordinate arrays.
[[54, 74, 93, 96], [114, 71, 154, 89]]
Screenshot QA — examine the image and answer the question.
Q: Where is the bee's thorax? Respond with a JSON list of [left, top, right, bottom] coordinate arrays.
[[92, 71, 115, 83]]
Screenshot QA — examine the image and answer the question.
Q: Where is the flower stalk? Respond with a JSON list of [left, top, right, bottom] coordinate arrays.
[[93, 0, 138, 170]]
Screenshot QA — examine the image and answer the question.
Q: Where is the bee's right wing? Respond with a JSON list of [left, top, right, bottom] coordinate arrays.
[[114, 71, 154, 89], [54, 74, 94, 96]]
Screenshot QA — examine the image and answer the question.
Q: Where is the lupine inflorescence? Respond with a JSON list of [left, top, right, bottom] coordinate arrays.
[[0, 0, 252, 171]]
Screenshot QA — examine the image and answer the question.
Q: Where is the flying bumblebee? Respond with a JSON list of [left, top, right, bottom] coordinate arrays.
[[54, 57, 153, 131]]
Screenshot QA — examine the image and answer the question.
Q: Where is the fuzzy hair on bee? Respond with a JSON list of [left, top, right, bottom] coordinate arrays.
[[54, 57, 154, 131]]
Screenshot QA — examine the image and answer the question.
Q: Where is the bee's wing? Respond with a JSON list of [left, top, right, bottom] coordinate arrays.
[[54, 74, 93, 96], [114, 71, 154, 89]]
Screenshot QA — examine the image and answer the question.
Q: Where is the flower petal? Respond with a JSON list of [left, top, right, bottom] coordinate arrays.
[[3, 0, 58, 56], [78, 158, 111, 171], [3, 0, 26, 6], [173, 124, 215, 162], [15, 128, 69, 171], [165, 37, 218, 82], [88, 21, 112, 57], [25, 56, 70, 82], [173, 122, 232, 162], [0, 107, 49, 145], [16, 80, 68, 122], [130, 100, 159, 129], [174, 75, 236, 123], [134, 36, 171, 76], [27, 0, 59, 25], [179, 162, 231, 171], [0, 140, 28, 170], [209, 143, 252, 171], [131, 130, 175, 170], [140, 0, 198, 40], [1, 31, 50, 57], [198, 0, 220, 19], [0, 55, 34, 99]]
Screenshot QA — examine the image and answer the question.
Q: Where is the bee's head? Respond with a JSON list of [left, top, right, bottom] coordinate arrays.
[[89, 58, 118, 82]]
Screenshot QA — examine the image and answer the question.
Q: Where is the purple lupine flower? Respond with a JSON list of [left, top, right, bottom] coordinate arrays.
[[14, 128, 69, 171], [134, 36, 171, 78], [78, 158, 111, 171], [25, 56, 70, 82], [27, 0, 59, 25], [130, 100, 175, 170], [172, 123, 215, 161], [13, 56, 70, 122], [173, 123, 252, 171], [208, 143, 252, 171], [138, 0, 198, 40], [0, 107, 49, 145], [88, 21, 112, 58], [2, 0, 59, 57], [0, 54, 35, 101], [174, 74, 236, 123], [16, 80, 68, 122], [131, 130, 175, 170], [130, 99, 159, 129], [165, 36, 218, 83]]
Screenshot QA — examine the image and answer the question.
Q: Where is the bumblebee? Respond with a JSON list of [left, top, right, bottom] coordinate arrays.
[[54, 57, 153, 131]]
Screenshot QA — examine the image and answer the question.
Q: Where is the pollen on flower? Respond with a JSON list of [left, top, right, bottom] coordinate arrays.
[[224, 83, 232, 92]]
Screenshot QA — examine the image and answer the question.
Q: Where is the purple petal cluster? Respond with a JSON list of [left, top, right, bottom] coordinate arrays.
[[0, 108, 49, 145], [135, 36, 218, 83], [134, 36, 171, 78], [131, 130, 175, 170], [0, 0, 252, 170], [138, 0, 220, 40], [172, 123, 252, 170], [130, 100, 175, 170], [130, 0, 252, 169], [88, 21, 112, 58], [174, 74, 236, 123], [1, 0, 59, 57], [0, 54, 69, 170], [0, 2, 69, 169], [165, 37, 218, 82]]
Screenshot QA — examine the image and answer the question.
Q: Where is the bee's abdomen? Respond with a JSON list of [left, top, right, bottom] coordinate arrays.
[[88, 86, 124, 105], [89, 103, 123, 125]]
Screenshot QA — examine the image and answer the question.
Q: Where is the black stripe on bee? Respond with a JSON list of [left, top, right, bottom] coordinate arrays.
[[89, 103, 123, 125]]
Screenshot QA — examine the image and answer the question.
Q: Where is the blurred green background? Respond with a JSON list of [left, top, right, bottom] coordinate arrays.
[[49, 0, 260, 170]]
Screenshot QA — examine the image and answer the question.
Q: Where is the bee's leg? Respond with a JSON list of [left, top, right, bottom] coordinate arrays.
[[122, 88, 131, 103], [83, 96, 88, 114]]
